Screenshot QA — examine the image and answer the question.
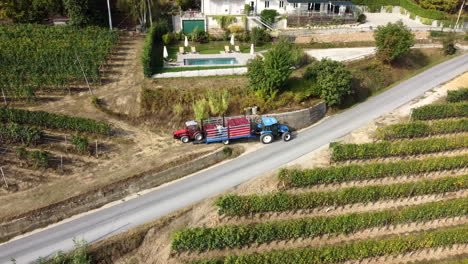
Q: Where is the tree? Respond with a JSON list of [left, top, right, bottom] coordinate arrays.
[[247, 38, 294, 99], [417, 0, 462, 13], [64, 0, 96, 27], [303, 59, 353, 107], [260, 9, 279, 26], [442, 32, 457, 55], [0, 0, 61, 23], [374, 20, 415, 63]]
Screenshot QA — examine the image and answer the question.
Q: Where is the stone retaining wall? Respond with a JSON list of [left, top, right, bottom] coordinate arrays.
[[269, 101, 327, 130]]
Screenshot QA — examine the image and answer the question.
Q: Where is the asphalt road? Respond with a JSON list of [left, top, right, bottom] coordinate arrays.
[[1, 54, 467, 264]]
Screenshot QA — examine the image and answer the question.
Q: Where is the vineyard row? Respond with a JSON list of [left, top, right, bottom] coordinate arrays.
[[411, 102, 468, 120]]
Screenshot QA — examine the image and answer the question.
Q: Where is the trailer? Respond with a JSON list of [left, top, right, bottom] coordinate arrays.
[[202, 116, 254, 145]]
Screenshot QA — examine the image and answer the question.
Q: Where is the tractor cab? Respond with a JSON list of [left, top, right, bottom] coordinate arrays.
[[257, 117, 291, 144], [173, 120, 204, 143]]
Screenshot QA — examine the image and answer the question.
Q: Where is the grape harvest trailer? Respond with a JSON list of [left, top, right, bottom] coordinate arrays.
[[203, 116, 254, 144]]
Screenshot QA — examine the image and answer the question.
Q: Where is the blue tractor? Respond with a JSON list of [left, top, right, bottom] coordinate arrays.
[[256, 117, 292, 144]]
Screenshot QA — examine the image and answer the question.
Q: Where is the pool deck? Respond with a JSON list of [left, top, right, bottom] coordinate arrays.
[[165, 52, 256, 68]]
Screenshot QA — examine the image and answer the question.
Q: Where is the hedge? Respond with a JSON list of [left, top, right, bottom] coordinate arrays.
[[278, 154, 467, 187], [330, 134, 468, 161], [0, 122, 43, 146], [214, 175, 468, 216], [193, 225, 468, 264], [15, 147, 50, 168], [375, 119, 468, 140], [0, 107, 110, 134], [172, 198, 467, 252], [351, 0, 446, 20], [411, 102, 468, 120], [142, 21, 169, 77], [447, 88, 468, 103]]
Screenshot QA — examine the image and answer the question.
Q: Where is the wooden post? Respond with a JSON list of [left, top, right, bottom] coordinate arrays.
[[1, 88, 6, 105], [95, 140, 98, 158], [60, 155, 63, 172], [1, 167, 7, 189]]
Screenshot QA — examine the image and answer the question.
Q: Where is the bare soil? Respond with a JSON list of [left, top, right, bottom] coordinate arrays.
[[110, 72, 468, 264]]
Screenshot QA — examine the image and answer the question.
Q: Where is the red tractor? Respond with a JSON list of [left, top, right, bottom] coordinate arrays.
[[173, 120, 204, 143]]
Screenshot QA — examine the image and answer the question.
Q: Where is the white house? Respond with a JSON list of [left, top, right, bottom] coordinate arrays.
[[174, 0, 355, 33]]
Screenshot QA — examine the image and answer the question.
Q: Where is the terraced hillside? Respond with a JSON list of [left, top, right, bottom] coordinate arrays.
[[168, 87, 468, 264]]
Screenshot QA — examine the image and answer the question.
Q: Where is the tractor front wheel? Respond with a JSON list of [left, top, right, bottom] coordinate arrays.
[[222, 140, 230, 145], [181, 136, 190, 143], [261, 133, 274, 144], [282, 132, 292, 142]]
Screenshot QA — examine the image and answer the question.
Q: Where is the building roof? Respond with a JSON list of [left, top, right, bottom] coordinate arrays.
[[286, 0, 354, 5]]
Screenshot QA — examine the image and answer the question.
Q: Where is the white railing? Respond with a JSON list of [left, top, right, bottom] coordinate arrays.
[[180, 11, 204, 19]]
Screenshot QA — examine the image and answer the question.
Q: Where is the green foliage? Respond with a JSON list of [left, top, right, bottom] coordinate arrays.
[[374, 20, 415, 63], [71, 135, 90, 154], [278, 154, 467, 187], [194, 225, 468, 264], [173, 198, 467, 252], [376, 119, 468, 139], [190, 27, 209, 43], [411, 102, 468, 120], [176, 0, 192, 10], [212, 15, 237, 30], [356, 13, 367, 23], [16, 147, 50, 168], [441, 32, 457, 55], [331, 134, 468, 161], [417, 0, 460, 13], [0, 107, 111, 134], [193, 98, 210, 122], [244, 4, 252, 15], [36, 239, 90, 264], [250, 27, 270, 46], [214, 175, 468, 216], [247, 38, 293, 99], [303, 59, 353, 107], [162, 33, 173, 45], [0, 123, 43, 146], [350, 0, 446, 20], [63, 0, 96, 27], [260, 9, 279, 25], [0, 24, 118, 98], [429, 30, 451, 38], [0, 0, 62, 23], [207, 90, 229, 116], [447, 88, 468, 103], [142, 21, 169, 77]]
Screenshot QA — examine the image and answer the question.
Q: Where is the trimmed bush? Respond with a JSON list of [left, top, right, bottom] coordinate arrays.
[[0, 123, 43, 146], [194, 225, 468, 264], [71, 135, 90, 154], [141, 21, 169, 77], [411, 102, 468, 120], [172, 198, 467, 252], [447, 88, 468, 103], [279, 154, 467, 187], [375, 119, 468, 139], [214, 175, 468, 216], [331, 134, 468, 161], [0, 107, 110, 134], [16, 147, 50, 168]]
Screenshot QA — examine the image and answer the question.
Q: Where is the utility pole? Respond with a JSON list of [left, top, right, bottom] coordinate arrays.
[[456, 0, 466, 28], [107, 0, 113, 30]]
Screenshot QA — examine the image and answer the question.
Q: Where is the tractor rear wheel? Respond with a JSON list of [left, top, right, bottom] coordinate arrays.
[[282, 132, 292, 142], [181, 136, 190, 143], [261, 133, 274, 144], [195, 133, 204, 141]]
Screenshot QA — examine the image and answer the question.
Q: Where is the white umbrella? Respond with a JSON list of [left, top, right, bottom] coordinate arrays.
[[250, 43, 254, 55], [230, 34, 235, 46], [184, 36, 189, 47], [163, 46, 168, 59]]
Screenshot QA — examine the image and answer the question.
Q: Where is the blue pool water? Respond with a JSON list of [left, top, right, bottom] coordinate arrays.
[[184, 57, 238, 66]]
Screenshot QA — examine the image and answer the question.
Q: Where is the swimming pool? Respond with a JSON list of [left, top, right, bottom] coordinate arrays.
[[184, 57, 238, 66]]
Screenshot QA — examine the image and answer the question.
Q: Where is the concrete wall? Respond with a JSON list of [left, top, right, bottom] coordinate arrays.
[[268, 101, 327, 130], [0, 149, 230, 242]]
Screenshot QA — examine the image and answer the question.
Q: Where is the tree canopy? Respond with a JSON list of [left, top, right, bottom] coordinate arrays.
[[374, 20, 415, 63]]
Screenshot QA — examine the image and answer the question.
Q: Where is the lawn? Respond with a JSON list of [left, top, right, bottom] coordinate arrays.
[[166, 41, 272, 59]]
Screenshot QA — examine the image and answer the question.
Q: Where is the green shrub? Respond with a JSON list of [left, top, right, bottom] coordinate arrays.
[[350, 0, 446, 20], [71, 135, 90, 154], [374, 20, 415, 63], [429, 30, 449, 38], [207, 90, 229, 116], [172, 198, 467, 252], [411, 102, 468, 120], [303, 59, 353, 107], [331, 134, 468, 161], [214, 175, 468, 216], [212, 15, 237, 30], [447, 88, 468, 103], [278, 154, 467, 187], [250, 27, 265, 45], [260, 9, 279, 25], [162, 33, 172, 45], [244, 4, 252, 15], [356, 13, 367, 23], [441, 32, 457, 55], [141, 20, 169, 77], [193, 98, 210, 122], [16, 147, 50, 168], [0, 107, 111, 134], [195, 225, 468, 264], [375, 119, 468, 139], [0, 123, 43, 146]]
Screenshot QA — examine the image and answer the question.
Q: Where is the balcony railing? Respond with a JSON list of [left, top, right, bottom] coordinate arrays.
[[180, 11, 204, 19]]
